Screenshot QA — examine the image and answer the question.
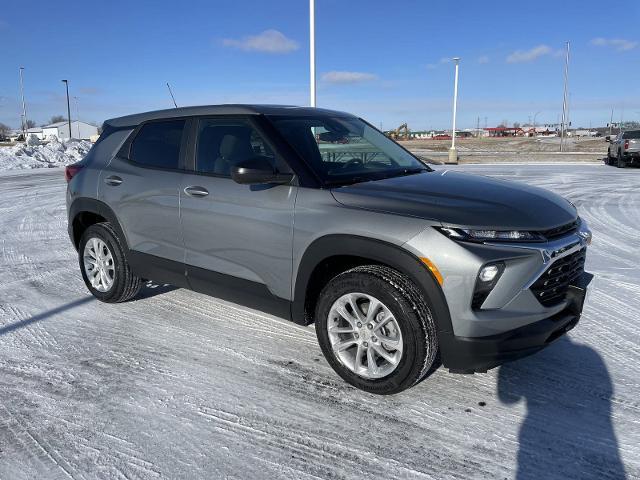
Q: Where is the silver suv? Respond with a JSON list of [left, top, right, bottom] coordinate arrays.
[[66, 105, 592, 394]]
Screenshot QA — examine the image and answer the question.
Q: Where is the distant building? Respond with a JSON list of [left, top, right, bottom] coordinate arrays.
[[25, 127, 45, 140], [466, 128, 489, 138], [409, 130, 431, 139], [484, 127, 525, 137], [42, 121, 98, 140]]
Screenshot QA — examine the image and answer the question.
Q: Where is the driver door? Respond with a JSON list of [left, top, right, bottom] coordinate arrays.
[[179, 117, 297, 303]]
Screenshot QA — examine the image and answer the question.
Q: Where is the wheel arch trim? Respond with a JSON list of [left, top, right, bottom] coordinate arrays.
[[292, 234, 454, 336], [68, 198, 129, 254]]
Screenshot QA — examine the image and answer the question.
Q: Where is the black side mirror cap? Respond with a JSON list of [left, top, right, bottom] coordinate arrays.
[[231, 156, 294, 185]]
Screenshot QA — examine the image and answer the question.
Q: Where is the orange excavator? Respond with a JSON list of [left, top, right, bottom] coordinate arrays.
[[388, 123, 410, 140]]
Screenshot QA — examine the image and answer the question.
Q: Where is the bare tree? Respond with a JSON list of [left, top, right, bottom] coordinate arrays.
[[50, 115, 66, 124], [25, 120, 36, 129]]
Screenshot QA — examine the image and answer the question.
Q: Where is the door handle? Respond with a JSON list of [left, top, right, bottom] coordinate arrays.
[[104, 175, 123, 186], [184, 186, 209, 198]]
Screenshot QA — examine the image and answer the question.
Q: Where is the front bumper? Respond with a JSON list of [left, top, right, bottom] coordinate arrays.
[[440, 272, 592, 373]]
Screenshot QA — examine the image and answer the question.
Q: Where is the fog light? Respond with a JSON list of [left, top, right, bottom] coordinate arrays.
[[479, 264, 500, 282], [472, 262, 506, 310]]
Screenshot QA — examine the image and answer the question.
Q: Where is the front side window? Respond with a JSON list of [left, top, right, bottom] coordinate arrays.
[[196, 118, 278, 176], [268, 115, 429, 185], [130, 119, 186, 169]]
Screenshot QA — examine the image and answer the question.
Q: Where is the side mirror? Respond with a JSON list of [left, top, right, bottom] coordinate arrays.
[[605, 136, 611, 142], [231, 156, 294, 185]]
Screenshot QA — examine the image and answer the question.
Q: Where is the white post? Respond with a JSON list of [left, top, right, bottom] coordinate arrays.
[[560, 41, 570, 152], [19, 67, 27, 139], [448, 57, 460, 164], [309, 0, 316, 107]]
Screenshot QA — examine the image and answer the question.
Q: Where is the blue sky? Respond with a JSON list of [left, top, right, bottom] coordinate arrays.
[[1, 0, 639, 130]]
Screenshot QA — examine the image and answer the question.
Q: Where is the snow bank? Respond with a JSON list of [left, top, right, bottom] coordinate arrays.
[[0, 138, 92, 171]]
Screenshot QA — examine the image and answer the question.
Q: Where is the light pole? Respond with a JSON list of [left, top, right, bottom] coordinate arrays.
[[19, 67, 27, 139], [62, 80, 72, 139], [560, 41, 570, 152], [448, 57, 460, 164], [309, 0, 316, 107]]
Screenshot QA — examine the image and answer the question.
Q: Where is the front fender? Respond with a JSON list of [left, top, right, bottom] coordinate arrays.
[[292, 234, 453, 334]]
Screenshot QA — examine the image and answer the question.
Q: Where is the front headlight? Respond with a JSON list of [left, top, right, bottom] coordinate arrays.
[[437, 227, 545, 242]]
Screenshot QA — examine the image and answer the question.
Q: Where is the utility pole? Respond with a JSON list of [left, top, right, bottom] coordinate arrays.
[[19, 67, 27, 139], [62, 80, 72, 139], [448, 57, 460, 164], [560, 41, 570, 152], [309, 0, 316, 107], [476, 116, 480, 138], [609, 108, 614, 135]]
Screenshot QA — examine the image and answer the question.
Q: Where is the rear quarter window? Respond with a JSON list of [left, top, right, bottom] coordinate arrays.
[[130, 120, 186, 169], [622, 130, 640, 139]]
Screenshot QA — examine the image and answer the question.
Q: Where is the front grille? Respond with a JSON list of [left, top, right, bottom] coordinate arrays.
[[530, 248, 586, 307], [541, 219, 579, 240]]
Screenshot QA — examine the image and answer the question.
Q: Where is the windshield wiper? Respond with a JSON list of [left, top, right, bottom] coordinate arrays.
[[324, 176, 373, 187], [324, 168, 429, 187], [378, 167, 428, 179]]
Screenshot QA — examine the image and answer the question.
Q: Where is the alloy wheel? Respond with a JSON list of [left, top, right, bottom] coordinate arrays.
[[83, 237, 115, 292], [327, 292, 403, 379]]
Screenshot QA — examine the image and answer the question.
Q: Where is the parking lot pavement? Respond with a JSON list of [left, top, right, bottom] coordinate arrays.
[[0, 164, 638, 479]]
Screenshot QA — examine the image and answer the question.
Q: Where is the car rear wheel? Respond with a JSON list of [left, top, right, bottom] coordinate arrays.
[[617, 151, 627, 168], [315, 265, 438, 394], [78, 222, 142, 302]]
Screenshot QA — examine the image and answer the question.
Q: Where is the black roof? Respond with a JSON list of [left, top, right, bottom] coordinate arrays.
[[105, 104, 354, 128]]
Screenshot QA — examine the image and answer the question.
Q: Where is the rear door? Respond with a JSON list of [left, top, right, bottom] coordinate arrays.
[[100, 118, 188, 282], [179, 116, 297, 303]]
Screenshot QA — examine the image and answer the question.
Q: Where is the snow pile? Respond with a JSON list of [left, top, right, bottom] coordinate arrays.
[[0, 138, 92, 171]]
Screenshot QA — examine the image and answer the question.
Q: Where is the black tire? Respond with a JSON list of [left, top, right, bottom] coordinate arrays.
[[617, 151, 626, 168], [78, 222, 142, 303], [315, 265, 438, 395]]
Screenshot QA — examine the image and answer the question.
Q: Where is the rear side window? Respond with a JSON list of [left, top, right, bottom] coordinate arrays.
[[130, 120, 186, 169]]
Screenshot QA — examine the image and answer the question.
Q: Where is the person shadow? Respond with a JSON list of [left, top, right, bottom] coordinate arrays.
[[497, 335, 626, 480]]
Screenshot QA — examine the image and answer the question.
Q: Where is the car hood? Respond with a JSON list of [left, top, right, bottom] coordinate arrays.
[[330, 170, 577, 230]]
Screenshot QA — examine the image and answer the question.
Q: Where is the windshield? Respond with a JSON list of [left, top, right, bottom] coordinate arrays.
[[268, 115, 430, 184]]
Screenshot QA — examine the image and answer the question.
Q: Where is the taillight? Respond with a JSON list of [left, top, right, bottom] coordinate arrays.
[[65, 164, 83, 183], [624, 140, 629, 150]]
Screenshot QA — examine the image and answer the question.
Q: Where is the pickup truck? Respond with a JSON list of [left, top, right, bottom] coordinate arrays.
[[606, 130, 640, 168]]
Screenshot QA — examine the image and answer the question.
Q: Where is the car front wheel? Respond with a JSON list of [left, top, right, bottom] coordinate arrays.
[[78, 222, 142, 302], [315, 265, 438, 394]]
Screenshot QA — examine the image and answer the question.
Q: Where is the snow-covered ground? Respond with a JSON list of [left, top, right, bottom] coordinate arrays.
[[0, 139, 91, 170], [0, 164, 637, 479]]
